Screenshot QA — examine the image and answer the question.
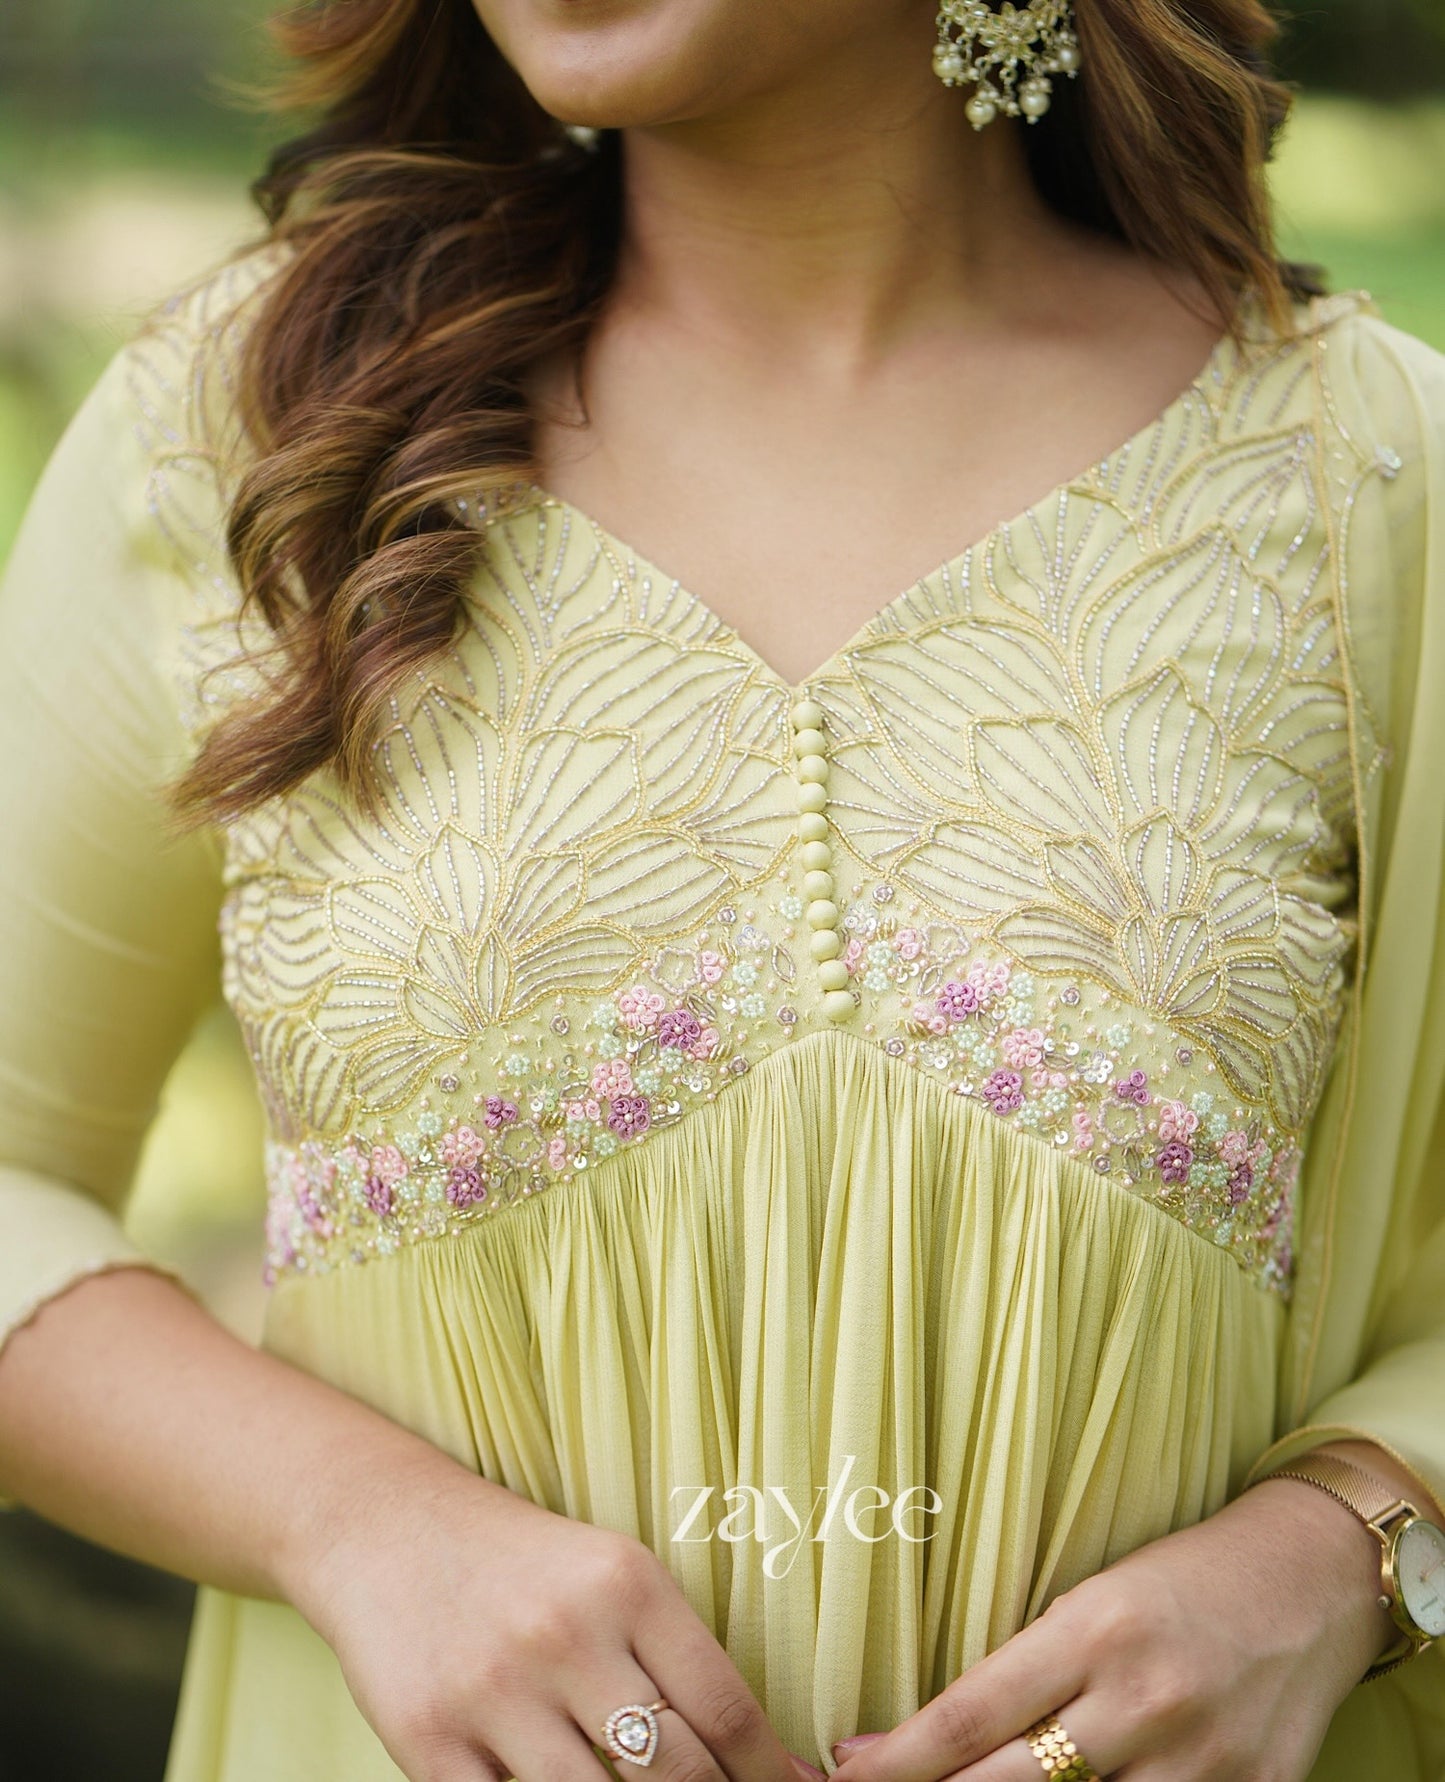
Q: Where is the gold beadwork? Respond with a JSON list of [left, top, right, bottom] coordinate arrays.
[[1023, 1714, 1098, 1779], [136, 265, 1365, 1295]]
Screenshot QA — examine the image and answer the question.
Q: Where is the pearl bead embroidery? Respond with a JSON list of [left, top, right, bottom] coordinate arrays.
[[138, 267, 1373, 1308], [791, 696, 856, 1026]]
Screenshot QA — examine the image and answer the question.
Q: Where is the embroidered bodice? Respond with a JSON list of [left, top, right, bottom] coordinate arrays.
[[151, 289, 1367, 1298]]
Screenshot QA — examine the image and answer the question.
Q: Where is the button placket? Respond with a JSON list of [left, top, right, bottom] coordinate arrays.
[[790, 694, 856, 1024]]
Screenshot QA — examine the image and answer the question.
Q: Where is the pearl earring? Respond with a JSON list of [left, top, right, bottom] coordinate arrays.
[[932, 0, 1082, 130]]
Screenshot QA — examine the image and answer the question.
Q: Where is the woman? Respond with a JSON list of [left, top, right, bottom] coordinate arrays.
[[0, 1, 1442, 1778]]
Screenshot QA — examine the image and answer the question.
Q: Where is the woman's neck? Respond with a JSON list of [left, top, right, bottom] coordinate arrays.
[[611, 36, 1070, 376]]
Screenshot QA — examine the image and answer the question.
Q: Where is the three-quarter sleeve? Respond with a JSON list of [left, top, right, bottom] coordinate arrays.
[[1241, 309, 1445, 1730], [0, 328, 228, 1398]]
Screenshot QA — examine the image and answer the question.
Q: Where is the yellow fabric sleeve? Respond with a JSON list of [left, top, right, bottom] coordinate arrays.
[[1247, 314, 1445, 1495], [1240, 312, 1445, 1743], [0, 334, 227, 1450]]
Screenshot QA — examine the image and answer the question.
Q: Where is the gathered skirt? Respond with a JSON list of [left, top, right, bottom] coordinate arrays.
[[162, 1029, 1429, 1780]]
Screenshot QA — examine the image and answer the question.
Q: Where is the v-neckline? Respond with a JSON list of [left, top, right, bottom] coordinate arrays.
[[513, 320, 1247, 697]]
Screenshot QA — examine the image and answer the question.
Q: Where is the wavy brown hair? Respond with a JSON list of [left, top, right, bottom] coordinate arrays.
[[165, 0, 1322, 831]]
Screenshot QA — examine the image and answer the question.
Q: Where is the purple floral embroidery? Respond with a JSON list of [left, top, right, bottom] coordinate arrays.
[[296, 1179, 333, 1234], [607, 1094, 652, 1139], [258, 913, 1315, 1300], [658, 1007, 703, 1051], [937, 980, 982, 1022], [446, 1165, 488, 1208], [982, 1068, 1024, 1114], [484, 1095, 519, 1129]]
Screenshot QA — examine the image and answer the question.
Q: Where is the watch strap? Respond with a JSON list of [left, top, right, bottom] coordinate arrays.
[[1263, 1453, 1429, 1683], [1266, 1452, 1412, 1531]]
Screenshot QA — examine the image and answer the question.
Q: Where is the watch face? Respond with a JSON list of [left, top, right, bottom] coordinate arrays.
[[1397, 1519, 1445, 1640]]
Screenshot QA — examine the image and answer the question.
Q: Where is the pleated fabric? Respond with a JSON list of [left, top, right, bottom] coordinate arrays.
[[3, 260, 1444, 1781], [169, 1030, 1283, 1776]]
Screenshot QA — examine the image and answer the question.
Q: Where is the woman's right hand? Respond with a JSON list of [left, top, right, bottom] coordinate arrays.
[[289, 1450, 821, 1782]]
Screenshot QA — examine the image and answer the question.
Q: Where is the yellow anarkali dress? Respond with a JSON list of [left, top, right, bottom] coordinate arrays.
[[1, 257, 1443, 1780]]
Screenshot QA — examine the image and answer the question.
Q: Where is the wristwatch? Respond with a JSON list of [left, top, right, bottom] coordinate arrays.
[[1265, 1452, 1445, 1681]]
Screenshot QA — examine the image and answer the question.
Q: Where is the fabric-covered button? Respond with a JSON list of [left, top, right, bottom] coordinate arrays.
[[790, 689, 855, 1024], [822, 990, 856, 1023]]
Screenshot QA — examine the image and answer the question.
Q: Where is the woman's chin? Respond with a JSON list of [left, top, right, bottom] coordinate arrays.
[[476, 0, 787, 132]]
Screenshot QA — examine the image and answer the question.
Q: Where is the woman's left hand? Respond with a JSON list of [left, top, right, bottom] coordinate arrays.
[[826, 1469, 1400, 1781]]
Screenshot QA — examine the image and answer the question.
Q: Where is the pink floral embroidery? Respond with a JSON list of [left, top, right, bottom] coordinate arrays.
[[1002, 1026, 1047, 1069], [607, 1094, 652, 1139], [1157, 1100, 1199, 1144], [1221, 1131, 1266, 1205], [368, 1143, 408, 1186], [295, 1176, 334, 1235], [1218, 1130, 1252, 1168], [591, 1058, 634, 1098], [259, 921, 1316, 1299], [843, 936, 867, 974], [618, 986, 665, 1031], [982, 1068, 1024, 1114], [967, 960, 1011, 1000], [696, 950, 727, 986], [360, 1144, 407, 1216], [440, 1125, 486, 1167], [912, 1000, 952, 1035]]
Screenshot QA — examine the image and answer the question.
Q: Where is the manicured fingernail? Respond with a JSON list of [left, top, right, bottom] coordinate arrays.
[[791, 1760, 826, 1781], [833, 1736, 883, 1759]]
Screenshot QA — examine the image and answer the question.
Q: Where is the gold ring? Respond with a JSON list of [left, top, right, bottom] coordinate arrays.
[[600, 1699, 670, 1767], [1024, 1714, 1099, 1780]]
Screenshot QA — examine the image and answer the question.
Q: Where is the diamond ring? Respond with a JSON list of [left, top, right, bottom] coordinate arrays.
[[600, 1699, 669, 1767]]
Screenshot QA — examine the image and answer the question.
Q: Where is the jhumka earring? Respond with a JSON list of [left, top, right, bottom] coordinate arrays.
[[932, 0, 1082, 130]]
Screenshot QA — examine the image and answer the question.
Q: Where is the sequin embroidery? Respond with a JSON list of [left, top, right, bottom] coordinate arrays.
[[128, 263, 1376, 1300]]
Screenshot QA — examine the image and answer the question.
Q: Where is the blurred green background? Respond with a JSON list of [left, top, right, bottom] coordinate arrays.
[[0, 1, 1443, 1777]]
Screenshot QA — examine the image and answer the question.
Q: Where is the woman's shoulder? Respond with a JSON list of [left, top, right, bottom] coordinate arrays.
[[116, 240, 291, 473], [1291, 288, 1445, 463], [1284, 291, 1442, 779]]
